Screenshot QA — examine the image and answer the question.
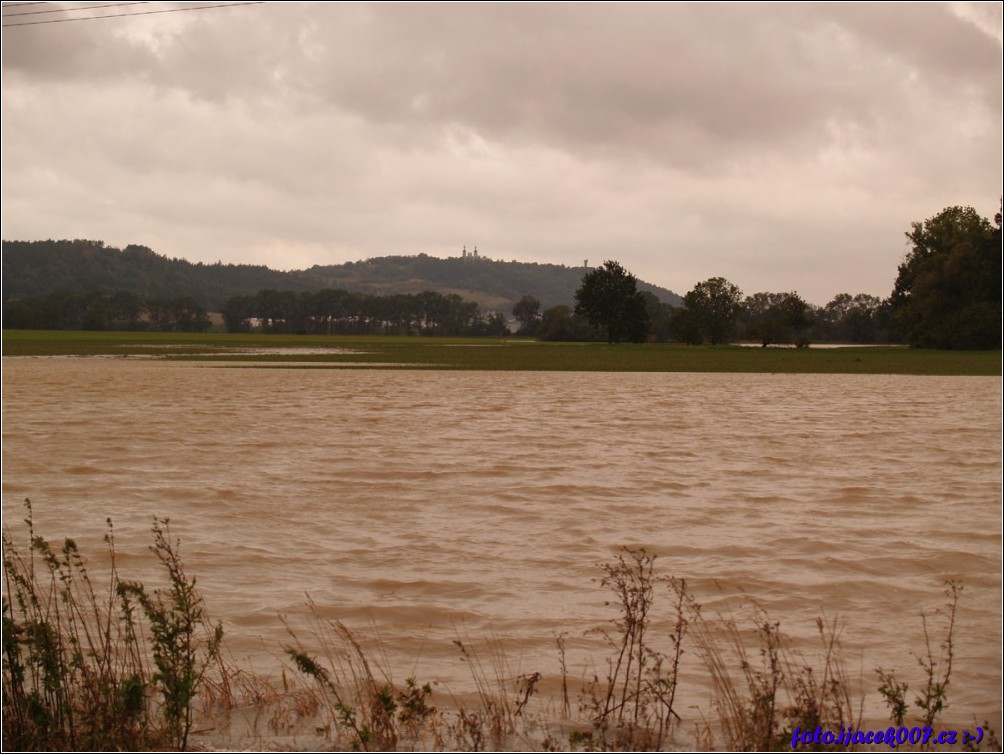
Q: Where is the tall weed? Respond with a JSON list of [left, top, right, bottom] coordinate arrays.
[[876, 580, 963, 734], [2, 502, 223, 751], [692, 604, 861, 751], [576, 547, 692, 750], [282, 596, 436, 751], [117, 518, 224, 750]]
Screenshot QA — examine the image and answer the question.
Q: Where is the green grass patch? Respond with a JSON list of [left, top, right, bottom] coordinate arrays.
[[2, 330, 1000, 375]]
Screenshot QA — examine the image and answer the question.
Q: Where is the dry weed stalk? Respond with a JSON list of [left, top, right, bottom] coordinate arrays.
[[452, 635, 542, 749], [692, 603, 861, 751], [575, 547, 692, 751], [876, 580, 964, 738], [282, 597, 436, 750]]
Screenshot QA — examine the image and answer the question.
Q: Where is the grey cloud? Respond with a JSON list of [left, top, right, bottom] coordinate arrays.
[[1, 9, 156, 80], [281, 5, 995, 156], [816, 2, 1001, 82], [6, 3, 998, 165]]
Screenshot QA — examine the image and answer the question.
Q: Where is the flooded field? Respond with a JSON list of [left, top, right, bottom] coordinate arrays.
[[2, 356, 1000, 744]]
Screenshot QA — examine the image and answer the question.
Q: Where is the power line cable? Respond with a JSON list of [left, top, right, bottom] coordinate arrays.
[[3, 2, 151, 18], [2, 0, 264, 27]]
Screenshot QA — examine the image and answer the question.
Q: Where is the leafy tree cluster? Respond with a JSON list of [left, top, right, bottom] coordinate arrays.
[[526, 264, 674, 343], [889, 205, 1001, 349], [222, 289, 508, 336], [671, 277, 745, 345], [573, 261, 650, 343], [512, 295, 542, 335], [534, 305, 598, 342], [653, 204, 998, 349], [668, 282, 903, 347], [812, 293, 898, 344], [536, 270, 907, 348], [3, 291, 211, 332], [738, 291, 813, 347]]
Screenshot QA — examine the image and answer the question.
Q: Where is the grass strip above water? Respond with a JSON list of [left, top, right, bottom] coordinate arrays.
[[2, 329, 1000, 375]]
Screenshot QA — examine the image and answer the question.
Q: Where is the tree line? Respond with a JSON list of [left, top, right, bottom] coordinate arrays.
[[3, 204, 997, 349], [517, 204, 1000, 350], [0, 276, 901, 345], [2, 288, 510, 337], [2, 291, 213, 333], [511, 281, 896, 346], [220, 289, 509, 336]]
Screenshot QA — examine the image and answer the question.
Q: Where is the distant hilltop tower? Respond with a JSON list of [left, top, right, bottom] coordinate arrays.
[[461, 244, 481, 260]]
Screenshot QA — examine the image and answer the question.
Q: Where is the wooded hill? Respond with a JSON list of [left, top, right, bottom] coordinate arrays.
[[1, 239, 682, 312]]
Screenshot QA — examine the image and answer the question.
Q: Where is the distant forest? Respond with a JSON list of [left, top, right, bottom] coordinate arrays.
[[0, 239, 684, 337], [2, 238, 891, 343], [1, 239, 680, 312]]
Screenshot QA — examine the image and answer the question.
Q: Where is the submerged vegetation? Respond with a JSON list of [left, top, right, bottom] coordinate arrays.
[[3, 505, 999, 751]]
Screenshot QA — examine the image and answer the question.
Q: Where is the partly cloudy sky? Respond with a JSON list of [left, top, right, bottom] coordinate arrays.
[[2, 1, 1001, 304]]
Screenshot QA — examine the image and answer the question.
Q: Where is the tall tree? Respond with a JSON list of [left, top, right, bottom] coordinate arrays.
[[890, 205, 1001, 349], [574, 261, 649, 343], [741, 292, 788, 346], [537, 305, 595, 342], [641, 291, 674, 342], [683, 277, 743, 345], [818, 293, 885, 343], [512, 295, 542, 335], [741, 292, 811, 347]]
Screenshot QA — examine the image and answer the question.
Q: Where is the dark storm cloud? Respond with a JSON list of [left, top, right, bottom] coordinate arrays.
[[2, 10, 156, 80]]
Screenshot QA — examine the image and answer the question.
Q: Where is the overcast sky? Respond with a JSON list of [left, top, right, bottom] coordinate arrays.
[[2, 2, 1001, 305]]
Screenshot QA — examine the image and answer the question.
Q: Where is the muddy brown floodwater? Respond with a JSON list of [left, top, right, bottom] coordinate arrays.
[[2, 357, 1000, 745]]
